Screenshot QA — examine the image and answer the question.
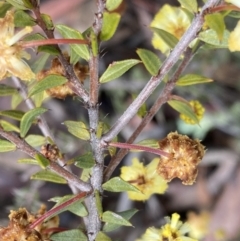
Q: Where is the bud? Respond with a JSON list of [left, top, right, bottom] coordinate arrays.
[[41, 143, 60, 161]]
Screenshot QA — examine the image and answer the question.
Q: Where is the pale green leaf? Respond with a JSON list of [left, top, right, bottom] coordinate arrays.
[[168, 100, 199, 124], [136, 139, 159, 149], [95, 190, 103, 217], [198, 29, 230, 48], [204, 13, 225, 41], [32, 53, 50, 73], [151, 27, 179, 49], [102, 211, 132, 226], [14, 9, 36, 27], [50, 195, 88, 217], [178, 0, 198, 13], [41, 13, 54, 30], [100, 12, 121, 41], [96, 232, 112, 241], [18, 158, 38, 165], [20, 107, 47, 137], [0, 139, 16, 152], [11, 93, 23, 109], [28, 75, 67, 97], [0, 120, 20, 132], [0, 110, 25, 120], [106, 0, 123, 11], [0, 2, 12, 18], [64, 121, 90, 140], [102, 177, 140, 192], [6, 0, 28, 10], [51, 230, 87, 241], [228, 11, 240, 18], [25, 135, 46, 147], [31, 170, 67, 184], [103, 209, 138, 232], [74, 152, 95, 169], [100, 59, 141, 83], [136, 48, 161, 76], [176, 74, 213, 86], [34, 153, 50, 169], [0, 84, 17, 96], [56, 24, 89, 61]]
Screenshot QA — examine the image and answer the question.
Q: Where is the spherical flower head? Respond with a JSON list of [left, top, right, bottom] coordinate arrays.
[[228, 20, 240, 52], [120, 158, 168, 201], [136, 213, 197, 241], [157, 132, 205, 185], [180, 100, 205, 125], [225, 0, 240, 8], [0, 11, 35, 81], [150, 4, 191, 55]]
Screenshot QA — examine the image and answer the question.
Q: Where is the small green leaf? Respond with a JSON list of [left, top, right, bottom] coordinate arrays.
[[32, 53, 50, 73], [103, 209, 138, 232], [90, 29, 98, 57], [18, 158, 38, 165], [0, 139, 16, 152], [0, 84, 17, 96], [34, 153, 50, 169], [106, 0, 123, 11], [14, 10, 36, 27], [28, 75, 67, 97], [80, 168, 92, 182], [100, 59, 141, 83], [100, 12, 121, 41], [0, 2, 12, 18], [23, 33, 45, 41], [102, 177, 140, 193], [151, 27, 179, 49], [198, 29, 230, 48], [136, 139, 159, 149], [41, 13, 54, 30], [136, 48, 161, 76], [51, 230, 87, 241], [178, 0, 198, 13], [20, 107, 47, 137], [205, 13, 225, 41], [102, 211, 132, 227], [168, 99, 199, 124], [11, 92, 23, 109], [176, 74, 213, 86], [56, 24, 89, 61], [227, 11, 240, 18], [64, 121, 90, 140], [0, 120, 20, 132], [50, 195, 88, 217], [37, 45, 60, 55], [74, 152, 95, 169], [0, 110, 25, 120], [95, 190, 103, 218], [31, 170, 67, 184], [25, 135, 46, 147], [6, 0, 28, 10], [96, 232, 112, 241]]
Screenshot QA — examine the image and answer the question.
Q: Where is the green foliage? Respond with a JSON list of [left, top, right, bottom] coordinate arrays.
[[176, 74, 213, 86], [178, 0, 198, 13], [14, 10, 36, 27], [64, 121, 90, 140], [34, 153, 50, 169], [95, 232, 112, 241], [102, 177, 141, 192], [6, 0, 28, 10], [0, 139, 16, 152], [74, 152, 95, 169], [106, 0, 123, 11], [0, 120, 20, 132], [51, 230, 87, 241], [0, 84, 17, 96], [100, 59, 141, 83], [31, 170, 67, 184], [102, 211, 133, 227], [0, 110, 25, 120]]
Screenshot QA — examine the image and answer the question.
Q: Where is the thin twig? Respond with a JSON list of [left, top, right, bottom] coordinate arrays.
[[103, 47, 195, 181], [101, 0, 219, 144], [0, 125, 92, 192]]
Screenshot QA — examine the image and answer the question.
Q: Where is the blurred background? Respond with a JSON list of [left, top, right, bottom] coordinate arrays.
[[0, 0, 240, 241]]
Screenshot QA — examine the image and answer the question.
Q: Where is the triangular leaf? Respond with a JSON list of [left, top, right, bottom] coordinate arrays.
[[6, 0, 28, 10], [56, 24, 89, 61], [102, 177, 140, 192], [102, 211, 132, 226], [20, 107, 47, 137], [31, 170, 67, 184], [168, 99, 199, 124], [28, 75, 67, 97], [11, 92, 23, 109], [176, 74, 213, 86], [204, 13, 225, 41], [136, 48, 161, 76], [178, 0, 198, 13], [51, 230, 87, 241], [151, 27, 179, 49], [106, 0, 123, 11], [64, 121, 90, 140], [100, 12, 121, 41], [25, 134, 46, 147], [74, 152, 95, 169], [95, 232, 112, 241], [34, 153, 50, 169], [0, 139, 16, 152], [103, 209, 138, 232], [100, 59, 141, 83], [14, 9, 36, 27]]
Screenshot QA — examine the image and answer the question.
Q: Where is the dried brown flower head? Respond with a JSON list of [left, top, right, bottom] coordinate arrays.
[[0, 206, 59, 241], [41, 144, 60, 161], [157, 132, 205, 185], [37, 57, 89, 99]]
